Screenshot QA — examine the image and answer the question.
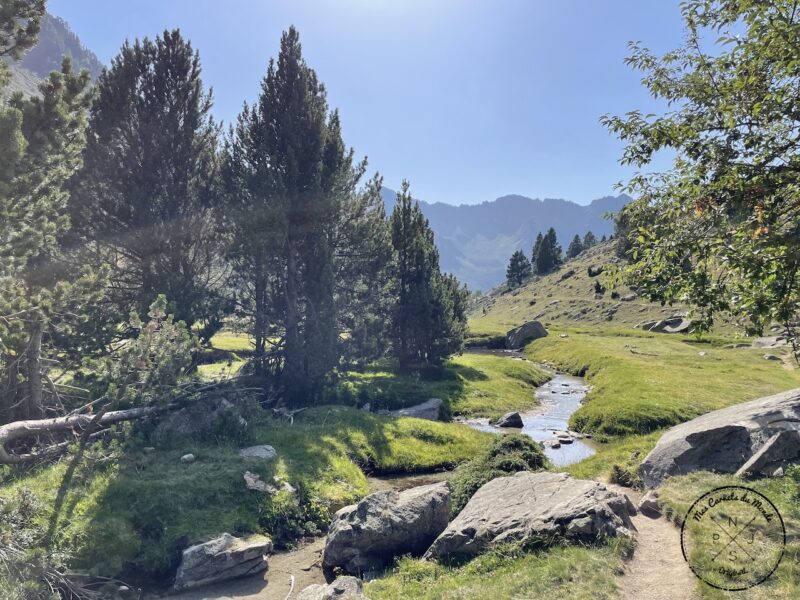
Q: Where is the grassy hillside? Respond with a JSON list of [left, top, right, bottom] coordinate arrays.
[[468, 242, 696, 342]]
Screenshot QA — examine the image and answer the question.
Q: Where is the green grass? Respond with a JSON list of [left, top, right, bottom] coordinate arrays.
[[335, 353, 550, 420], [366, 538, 632, 600], [658, 469, 800, 599], [209, 330, 254, 352], [525, 328, 800, 438], [564, 432, 661, 483], [196, 358, 245, 380], [0, 407, 491, 581]]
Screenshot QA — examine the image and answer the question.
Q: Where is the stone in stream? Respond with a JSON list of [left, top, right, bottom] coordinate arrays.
[[322, 482, 451, 578], [297, 576, 367, 599], [639, 388, 800, 487], [425, 472, 636, 561], [493, 411, 524, 428], [505, 320, 548, 349], [173, 533, 272, 591], [390, 397, 443, 421]]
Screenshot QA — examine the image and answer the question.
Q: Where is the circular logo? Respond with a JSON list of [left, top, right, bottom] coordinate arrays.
[[680, 486, 785, 591]]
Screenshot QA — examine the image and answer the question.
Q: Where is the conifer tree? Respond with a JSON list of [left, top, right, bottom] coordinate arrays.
[[532, 228, 562, 275], [566, 234, 584, 259], [70, 30, 222, 332], [506, 250, 532, 288], [583, 230, 597, 249], [389, 182, 467, 369]]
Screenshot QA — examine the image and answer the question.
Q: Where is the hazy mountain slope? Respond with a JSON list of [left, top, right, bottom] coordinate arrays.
[[4, 13, 103, 97], [382, 188, 629, 290]]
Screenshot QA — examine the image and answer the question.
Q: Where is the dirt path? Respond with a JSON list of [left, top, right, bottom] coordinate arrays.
[[611, 486, 700, 600]]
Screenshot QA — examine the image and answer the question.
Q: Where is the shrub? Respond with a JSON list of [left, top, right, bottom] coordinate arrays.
[[449, 434, 548, 516]]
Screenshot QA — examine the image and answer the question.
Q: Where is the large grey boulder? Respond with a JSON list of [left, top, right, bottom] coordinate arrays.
[[297, 576, 368, 599], [322, 482, 451, 577], [505, 320, 548, 349], [640, 388, 800, 487], [173, 533, 272, 591], [641, 316, 694, 334], [390, 398, 443, 421], [425, 472, 635, 561]]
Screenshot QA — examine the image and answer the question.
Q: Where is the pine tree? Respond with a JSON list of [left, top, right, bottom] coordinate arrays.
[[566, 234, 584, 259], [506, 250, 532, 288], [601, 234, 608, 243], [532, 228, 562, 275], [70, 30, 222, 332], [1, 59, 100, 423], [390, 182, 466, 369], [583, 230, 597, 249], [531, 232, 544, 271]]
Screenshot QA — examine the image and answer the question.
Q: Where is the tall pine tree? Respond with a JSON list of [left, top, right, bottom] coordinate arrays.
[[390, 182, 467, 369], [566, 234, 584, 259], [532, 228, 563, 275], [70, 30, 222, 332], [506, 250, 532, 287]]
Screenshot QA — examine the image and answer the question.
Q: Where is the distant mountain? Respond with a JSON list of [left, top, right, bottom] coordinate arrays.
[[4, 13, 103, 96], [381, 189, 629, 290]]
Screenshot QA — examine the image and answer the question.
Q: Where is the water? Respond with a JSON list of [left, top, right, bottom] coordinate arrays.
[[466, 369, 597, 466]]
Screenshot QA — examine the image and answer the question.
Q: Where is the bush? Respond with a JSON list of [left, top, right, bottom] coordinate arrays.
[[449, 434, 548, 516]]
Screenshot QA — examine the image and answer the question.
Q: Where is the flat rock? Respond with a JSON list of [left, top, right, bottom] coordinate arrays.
[[239, 445, 277, 460], [297, 576, 367, 599], [637, 490, 661, 518], [752, 336, 788, 348], [425, 472, 636, 561], [173, 533, 272, 591], [505, 320, 548, 349], [390, 398, 443, 421], [323, 482, 451, 577], [493, 411, 524, 428], [640, 388, 800, 487]]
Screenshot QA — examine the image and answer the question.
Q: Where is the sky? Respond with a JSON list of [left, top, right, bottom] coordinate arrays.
[[49, 0, 686, 206]]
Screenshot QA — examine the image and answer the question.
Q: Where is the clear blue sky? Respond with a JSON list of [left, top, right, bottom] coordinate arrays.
[[49, 0, 684, 206]]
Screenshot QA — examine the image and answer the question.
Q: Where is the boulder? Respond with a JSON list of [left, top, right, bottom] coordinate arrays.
[[641, 317, 687, 333], [637, 490, 661, 518], [752, 336, 788, 349], [323, 482, 451, 577], [173, 533, 272, 591], [297, 576, 368, 600], [505, 320, 548, 349], [493, 411, 524, 428], [764, 353, 781, 361], [620, 293, 637, 302], [154, 396, 245, 441], [639, 388, 800, 487], [180, 453, 195, 464], [425, 472, 636, 561], [239, 445, 277, 460], [390, 398, 443, 421]]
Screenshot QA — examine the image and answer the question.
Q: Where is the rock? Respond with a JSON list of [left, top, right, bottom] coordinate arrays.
[[764, 353, 781, 361], [663, 318, 694, 334], [637, 490, 661, 518], [155, 396, 244, 441], [752, 336, 788, 348], [180, 453, 195, 464], [734, 429, 800, 478], [425, 472, 636, 561], [323, 482, 451, 577], [773, 466, 785, 477], [620, 293, 637, 302], [698, 351, 707, 357], [505, 320, 548, 349], [556, 436, 574, 444], [239, 445, 277, 460], [244, 471, 278, 494], [641, 317, 692, 333], [297, 576, 367, 600], [594, 293, 604, 300], [390, 398, 443, 421], [173, 533, 272, 591], [493, 411, 524, 428], [115, 586, 134, 599], [543, 439, 561, 449], [639, 388, 800, 487], [559, 333, 569, 338], [360, 403, 370, 412], [143, 447, 155, 453]]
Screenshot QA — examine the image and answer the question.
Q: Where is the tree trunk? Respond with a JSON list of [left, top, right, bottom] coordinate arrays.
[[25, 316, 44, 420], [283, 237, 304, 405]]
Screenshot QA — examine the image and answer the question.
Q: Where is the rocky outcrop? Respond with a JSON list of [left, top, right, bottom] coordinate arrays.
[[390, 398, 443, 421], [297, 576, 368, 600], [173, 533, 272, 591], [239, 445, 277, 460], [505, 320, 548, 349], [639, 388, 800, 487], [641, 316, 694, 334], [493, 411, 523, 428], [323, 482, 451, 578], [425, 472, 635, 561]]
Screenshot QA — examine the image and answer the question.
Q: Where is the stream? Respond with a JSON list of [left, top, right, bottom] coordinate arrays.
[[462, 350, 597, 466]]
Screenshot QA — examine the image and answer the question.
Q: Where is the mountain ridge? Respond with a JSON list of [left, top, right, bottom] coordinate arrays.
[[381, 188, 629, 290]]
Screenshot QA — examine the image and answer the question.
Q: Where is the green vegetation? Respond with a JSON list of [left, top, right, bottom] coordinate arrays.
[[367, 538, 632, 600], [0, 407, 491, 579], [525, 329, 800, 437], [209, 330, 255, 352], [449, 433, 548, 516], [659, 469, 800, 599], [334, 352, 549, 419], [564, 432, 660, 483]]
